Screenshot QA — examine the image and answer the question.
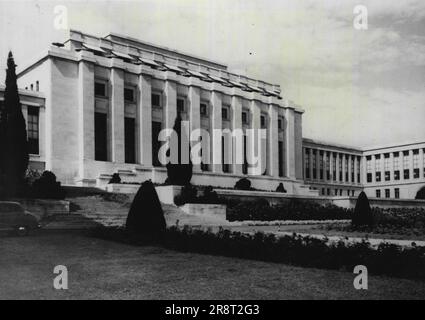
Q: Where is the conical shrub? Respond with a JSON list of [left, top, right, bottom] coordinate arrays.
[[126, 180, 166, 241], [352, 191, 374, 227]]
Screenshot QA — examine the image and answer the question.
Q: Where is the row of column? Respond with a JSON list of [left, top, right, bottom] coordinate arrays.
[[305, 149, 361, 184], [78, 59, 298, 180]]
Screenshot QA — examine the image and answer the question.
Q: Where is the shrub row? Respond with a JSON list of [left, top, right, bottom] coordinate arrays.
[[174, 185, 226, 206], [92, 225, 425, 280], [227, 199, 352, 221]]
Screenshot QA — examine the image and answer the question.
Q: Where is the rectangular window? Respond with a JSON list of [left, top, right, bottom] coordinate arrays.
[[414, 168, 420, 179], [242, 111, 248, 124], [345, 156, 349, 182], [27, 106, 39, 155], [326, 153, 331, 180], [394, 170, 400, 180], [222, 106, 230, 120], [124, 87, 135, 102], [36, 81, 39, 92], [375, 171, 381, 182], [312, 150, 317, 179], [367, 173, 372, 183], [177, 98, 185, 113], [124, 117, 136, 164], [385, 189, 390, 198], [152, 93, 161, 108], [222, 136, 230, 173], [152, 121, 162, 167], [376, 190, 381, 198], [200, 103, 208, 116], [332, 154, 336, 181], [319, 151, 324, 180], [95, 112, 108, 161], [395, 188, 400, 199], [385, 171, 390, 181], [339, 155, 342, 181], [95, 81, 107, 97], [242, 135, 248, 174], [404, 169, 409, 180]]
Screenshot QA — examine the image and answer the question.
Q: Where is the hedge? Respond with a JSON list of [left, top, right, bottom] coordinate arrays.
[[92, 225, 425, 280]]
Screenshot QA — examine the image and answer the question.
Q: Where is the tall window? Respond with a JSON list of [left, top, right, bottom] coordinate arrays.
[[279, 141, 284, 177], [376, 189, 381, 198], [332, 154, 336, 181], [95, 112, 107, 161], [376, 171, 381, 182], [312, 150, 317, 179], [319, 151, 324, 180], [357, 157, 361, 183], [27, 106, 39, 155], [222, 136, 230, 173], [339, 154, 342, 181], [385, 189, 390, 198], [124, 117, 136, 164], [305, 149, 310, 179], [326, 152, 331, 180], [344, 155, 348, 182], [395, 188, 400, 199], [200, 103, 208, 117], [242, 111, 248, 124], [351, 157, 355, 182], [152, 121, 162, 167]]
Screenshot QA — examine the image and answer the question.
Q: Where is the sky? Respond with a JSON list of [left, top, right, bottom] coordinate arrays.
[[0, 0, 424, 149]]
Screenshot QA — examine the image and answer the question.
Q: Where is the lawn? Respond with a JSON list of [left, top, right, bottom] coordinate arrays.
[[0, 232, 424, 300]]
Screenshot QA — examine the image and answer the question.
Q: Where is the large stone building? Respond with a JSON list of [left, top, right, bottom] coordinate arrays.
[[3, 29, 423, 199], [15, 30, 308, 193]]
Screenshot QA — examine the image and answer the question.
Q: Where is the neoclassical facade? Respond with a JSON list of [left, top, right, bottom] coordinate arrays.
[[16, 30, 308, 193], [9, 30, 424, 199]]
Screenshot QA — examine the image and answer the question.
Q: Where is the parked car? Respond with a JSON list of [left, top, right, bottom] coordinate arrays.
[[0, 202, 41, 236]]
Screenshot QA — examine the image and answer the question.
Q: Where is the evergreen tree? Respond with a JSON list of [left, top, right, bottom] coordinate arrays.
[[165, 112, 192, 185], [0, 52, 29, 197], [352, 191, 374, 227]]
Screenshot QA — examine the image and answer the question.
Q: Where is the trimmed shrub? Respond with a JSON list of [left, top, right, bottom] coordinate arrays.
[[165, 113, 192, 185], [126, 180, 166, 242], [174, 185, 226, 206], [352, 191, 374, 227], [32, 171, 66, 199], [108, 173, 121, 184], [234, 178, 251, 190], [276, 183, 287, 193], [415, 186, 425, 200]]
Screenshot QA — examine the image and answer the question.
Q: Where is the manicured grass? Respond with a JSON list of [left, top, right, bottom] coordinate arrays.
[[0, 232, 424, 299]]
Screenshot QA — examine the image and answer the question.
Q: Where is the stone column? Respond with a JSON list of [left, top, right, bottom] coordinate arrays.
[[138, 74, 152, 167], [211, 91, 222, 173], [409, 150, 414, 180], [110, 67, 125, 163], [249, 100, 262, 176], [232, 95, 243, 175], [268, 104, 279, 177], [341, 154, 347, 183], [188, 86, 201, 171], [371, 155, 376, 183], [329, 152, 333, 181], [164, 80, 177, 130], [335, 153, 340, 182], [284, 107, 296, 179], [78, 60, 95, 177], [420, 148, 424, 179]]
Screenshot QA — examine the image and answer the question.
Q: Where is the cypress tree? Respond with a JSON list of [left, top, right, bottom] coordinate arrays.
[[165, 112, 192, 185], [0, 52, 29, 197], [352, 191, 374, 227]]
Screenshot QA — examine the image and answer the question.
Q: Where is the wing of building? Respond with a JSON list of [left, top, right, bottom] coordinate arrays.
[[7, 29, 423, 199]]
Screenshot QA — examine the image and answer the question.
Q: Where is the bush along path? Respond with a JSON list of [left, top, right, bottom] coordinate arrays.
[[92, 225, 425, 281]]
